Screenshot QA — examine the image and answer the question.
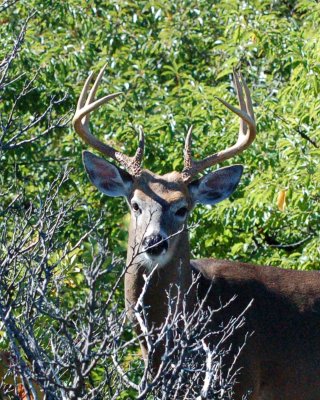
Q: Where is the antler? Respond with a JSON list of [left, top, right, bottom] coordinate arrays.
[[182, 71, 256, 182], [72, 64, 144, 176]]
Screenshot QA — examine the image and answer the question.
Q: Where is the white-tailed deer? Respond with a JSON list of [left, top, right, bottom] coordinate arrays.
[[73, 65, 320, 399]]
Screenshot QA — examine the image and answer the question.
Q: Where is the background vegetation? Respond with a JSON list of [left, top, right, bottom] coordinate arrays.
[[0, 0, 319, 398]]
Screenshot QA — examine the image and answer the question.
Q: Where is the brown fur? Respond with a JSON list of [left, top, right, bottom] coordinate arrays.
[[81, 156, 320, 399], [123, 171, 320, 400], [191, 259, 320, 399], [75, 67, 320, 397]]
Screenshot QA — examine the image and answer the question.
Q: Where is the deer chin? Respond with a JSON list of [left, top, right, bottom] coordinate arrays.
[[140, 246, 175, 271], [143, 250, 168, 268]]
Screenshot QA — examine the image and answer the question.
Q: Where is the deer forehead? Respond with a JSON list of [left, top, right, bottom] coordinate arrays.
[[131, 170, 191, 206]]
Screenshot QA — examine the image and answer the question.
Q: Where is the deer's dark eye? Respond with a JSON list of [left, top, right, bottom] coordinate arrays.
[[175, 207, 188, 217], [132, 202, 140, 212]]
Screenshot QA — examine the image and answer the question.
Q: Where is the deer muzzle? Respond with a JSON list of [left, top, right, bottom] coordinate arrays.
[[143, 234, 168, 256]]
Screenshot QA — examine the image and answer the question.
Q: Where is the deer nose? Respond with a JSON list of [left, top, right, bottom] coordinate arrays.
[[143, 234, 168, 256]]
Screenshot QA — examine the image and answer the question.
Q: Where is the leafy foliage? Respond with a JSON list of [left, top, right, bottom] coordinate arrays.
[[2, 1, 319, 266], [0, 0, 319, 397]]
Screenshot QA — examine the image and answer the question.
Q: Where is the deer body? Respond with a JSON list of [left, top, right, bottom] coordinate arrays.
[[122, 171, 320, 400], [193, 259, 320, 399], [73, 65, 320, 399]]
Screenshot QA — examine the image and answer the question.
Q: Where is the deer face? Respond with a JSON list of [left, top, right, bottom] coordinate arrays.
[[128, 170, 192, 268], [83, 151, 243, 269], [74, 67, 254, 269]]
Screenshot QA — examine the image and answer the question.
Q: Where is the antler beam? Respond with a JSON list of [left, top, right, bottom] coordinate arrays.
[[72, 64, 144, 176], [182, 71, 256, 182]]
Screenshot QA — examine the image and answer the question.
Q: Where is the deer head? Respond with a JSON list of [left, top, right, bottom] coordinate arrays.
[[73, 65, 256, 270]]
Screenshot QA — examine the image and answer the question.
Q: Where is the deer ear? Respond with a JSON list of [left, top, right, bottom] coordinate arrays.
[[82, 151, 133, 197], [189, 165, 243, 205]]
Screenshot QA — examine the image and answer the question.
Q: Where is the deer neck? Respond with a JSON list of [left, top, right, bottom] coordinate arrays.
[[125, 230, 193, 331]]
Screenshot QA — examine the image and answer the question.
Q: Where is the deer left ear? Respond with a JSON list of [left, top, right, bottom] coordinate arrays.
[[82, 151, 133, 197], [189, 165, 243, 205]]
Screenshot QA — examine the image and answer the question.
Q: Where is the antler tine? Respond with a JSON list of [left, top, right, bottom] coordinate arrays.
[[183, 125, 194, 172], [72, 64, 144, 176], [181, 72, 256, 182], [134, 126, 145, 164]]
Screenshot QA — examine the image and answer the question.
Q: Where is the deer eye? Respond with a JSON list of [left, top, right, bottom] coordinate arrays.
[[131, 202, 141, 213], [175, 207, 188, 217]]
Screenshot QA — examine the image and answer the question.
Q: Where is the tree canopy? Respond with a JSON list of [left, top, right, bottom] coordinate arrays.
[[0, 0, 319, 398]]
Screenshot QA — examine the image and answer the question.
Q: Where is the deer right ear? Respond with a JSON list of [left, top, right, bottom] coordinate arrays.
[[82, 151, 133, 197], [188, 165, 243, 205]]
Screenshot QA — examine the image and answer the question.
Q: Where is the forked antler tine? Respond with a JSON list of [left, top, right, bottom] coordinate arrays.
[[182, 72, 256, 182], [73, 65, 145, 176], [75, 92, 123, 122], [215, 96, 255, 133]]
